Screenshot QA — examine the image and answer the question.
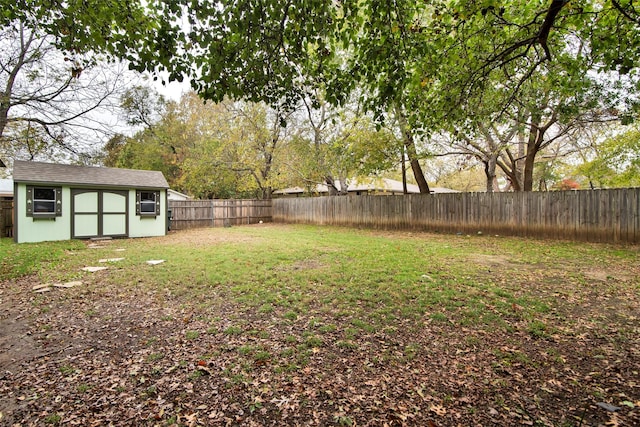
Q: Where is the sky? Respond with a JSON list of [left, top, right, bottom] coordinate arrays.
[[150, 71, 191, 102]]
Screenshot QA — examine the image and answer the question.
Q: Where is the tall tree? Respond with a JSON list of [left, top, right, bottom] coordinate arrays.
[[221, 101, 294, 199], [111, 91, 297, 199], [0, 21, 130, 163], [8, 0, 639, 184], [295, 95, 401, 195]]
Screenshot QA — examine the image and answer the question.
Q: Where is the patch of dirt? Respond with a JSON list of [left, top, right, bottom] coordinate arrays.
[[153, 226, 268, 246], [466, 253, 514, 267], [0, 278, 48, 375], [583, 268, 635, 282], [274, 259, 327, 272], [0, 317, 42, 375]]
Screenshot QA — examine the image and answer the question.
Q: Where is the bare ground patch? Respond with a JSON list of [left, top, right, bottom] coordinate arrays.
[[466, 253, 514, 268], [151, 225, 272, 246]]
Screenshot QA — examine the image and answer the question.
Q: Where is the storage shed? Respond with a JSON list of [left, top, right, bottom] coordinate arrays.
[[13, 160, 170, 243]]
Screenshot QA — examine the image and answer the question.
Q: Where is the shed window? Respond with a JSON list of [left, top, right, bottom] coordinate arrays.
[[26, 186, 62, 217], [136, 190, 161, 216]]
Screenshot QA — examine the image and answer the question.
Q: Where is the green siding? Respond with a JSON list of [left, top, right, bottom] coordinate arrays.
[[128, 189, 167, 238], [16, 184, 71, 243]]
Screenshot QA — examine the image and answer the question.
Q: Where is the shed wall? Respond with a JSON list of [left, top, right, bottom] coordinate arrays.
[[128, 189, 168, 238], [15, 184, 71, 243]]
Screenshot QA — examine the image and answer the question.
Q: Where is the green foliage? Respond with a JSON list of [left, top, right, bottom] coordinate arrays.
[[120, 85, 167, 128], [326, 115, 401, 177], [161, 0, 343, 107], [0, 0, 160, 65], [112, 92, 251, 198], [576, 127, 640, 188], [6, 1, 639, 119], [102, 134, 127, 168], [109, 90, 404, 198]]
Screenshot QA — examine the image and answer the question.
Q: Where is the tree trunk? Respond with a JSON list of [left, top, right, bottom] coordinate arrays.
[[325, 175, 340, 196], [497, 150, 521, 192], [484, 155, 498, 193], [523, 111, 543, 192], [523, 150, 537, 191], [395, 105, 430, 194], [261, 186, 273, 200], [407, 150, 430, 194], [0, 103, 8, 142], [515, 129, 526, 191], [401, 146, 408, 194]]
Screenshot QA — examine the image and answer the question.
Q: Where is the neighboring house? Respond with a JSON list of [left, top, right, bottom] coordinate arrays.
[[429, 187, 461, 194], [167, 189, 192, 201], [274, 178, 458, 197], [12, 160, 170, 243]]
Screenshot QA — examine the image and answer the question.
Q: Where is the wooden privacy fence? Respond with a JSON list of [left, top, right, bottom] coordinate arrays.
[[168, 199, 272, 230], [272, 188, 640, 244], [0, 199, 13, 238]]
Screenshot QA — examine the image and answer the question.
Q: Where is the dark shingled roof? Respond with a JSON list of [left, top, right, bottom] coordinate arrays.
[[13, 160, 169, 189]]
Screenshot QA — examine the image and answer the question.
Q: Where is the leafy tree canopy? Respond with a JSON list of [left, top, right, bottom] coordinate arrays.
[[576, 126, 640, 187], [0, 0, 160, 65], [5, 1, 638, 118]]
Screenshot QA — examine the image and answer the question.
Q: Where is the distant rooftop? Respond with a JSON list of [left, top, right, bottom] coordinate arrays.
[[274, 178, 458, 196]]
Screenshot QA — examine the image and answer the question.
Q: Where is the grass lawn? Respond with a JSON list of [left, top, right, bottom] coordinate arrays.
[[0, 224, 639, 426]]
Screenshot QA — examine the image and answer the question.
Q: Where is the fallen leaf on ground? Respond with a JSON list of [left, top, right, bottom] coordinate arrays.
[[430, 404, 446, 416], [597, 402, 621, 412]]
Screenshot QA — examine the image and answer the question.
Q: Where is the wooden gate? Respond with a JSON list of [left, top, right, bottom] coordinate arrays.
[[1, 199, 13, 238]]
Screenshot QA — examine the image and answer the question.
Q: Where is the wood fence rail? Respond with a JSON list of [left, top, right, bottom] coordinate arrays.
[[168, 199, 272, 230], [272, 189, 640, 244]]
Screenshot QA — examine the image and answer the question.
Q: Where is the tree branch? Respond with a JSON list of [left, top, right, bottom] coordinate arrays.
[[610, 0, 640, 24], [537, 0, 570, 60]]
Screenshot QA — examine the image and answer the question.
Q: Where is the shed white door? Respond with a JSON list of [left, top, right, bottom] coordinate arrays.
[[72, 190, 128, 239]]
